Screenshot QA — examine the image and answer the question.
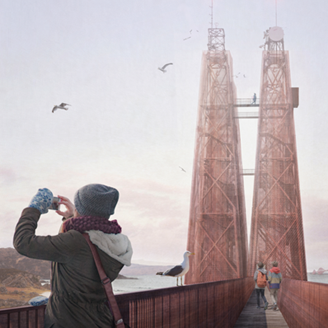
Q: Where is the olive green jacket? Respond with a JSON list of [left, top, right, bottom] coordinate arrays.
[[14, 208, 127, 328]]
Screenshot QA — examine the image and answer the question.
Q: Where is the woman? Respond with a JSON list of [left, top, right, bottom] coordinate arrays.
[[14, 184, 133, 328]]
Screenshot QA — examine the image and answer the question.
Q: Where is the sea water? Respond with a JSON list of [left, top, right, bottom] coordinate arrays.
[[112, 275, 177, 294], [307, 273, 328, 284], [112, 273, 328, 294], [40, 273, 328, 297]]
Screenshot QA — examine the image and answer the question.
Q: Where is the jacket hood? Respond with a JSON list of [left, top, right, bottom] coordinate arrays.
[[258, 268, 267, 274], [87, 230, 133, 266], [270, 267, 281, 274]]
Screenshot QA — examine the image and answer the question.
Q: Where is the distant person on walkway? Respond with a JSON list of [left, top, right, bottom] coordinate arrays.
[[268, 261, 282, 311], [251, 93, 257, 104], [14, 184, 133, 328], [253, 261, 268, 310]]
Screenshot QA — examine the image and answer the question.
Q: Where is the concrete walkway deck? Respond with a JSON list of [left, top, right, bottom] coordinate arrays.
[[233, 288, 289, 328]]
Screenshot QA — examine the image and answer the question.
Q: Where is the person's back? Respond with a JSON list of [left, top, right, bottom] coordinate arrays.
[[46, 230, 126, 327], [268, 261, 282, 310], [268, 266, 282, 288], [14, 184, 133, 328], [253, 262, 268, 310]]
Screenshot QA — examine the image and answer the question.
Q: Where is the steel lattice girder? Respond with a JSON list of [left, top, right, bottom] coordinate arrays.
[[249, 48, 307, 280], [186, 49, 248, 284]]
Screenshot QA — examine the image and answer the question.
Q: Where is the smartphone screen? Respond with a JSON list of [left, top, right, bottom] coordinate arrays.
[[48, 197, 60, 210]]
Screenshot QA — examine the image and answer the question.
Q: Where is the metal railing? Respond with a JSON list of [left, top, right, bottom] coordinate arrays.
[[0, 277, 254, 328], [241, 169, 255, 176], [234, 112, 259, 119], [3, 278, 328, 328], [116, 277, 254, 327], [234, 98, 260, 107], [0, 305, 46, 328], [278, 278, 328, 328]]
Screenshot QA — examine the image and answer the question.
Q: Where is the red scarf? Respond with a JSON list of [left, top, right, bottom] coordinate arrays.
[[62, 216, 122, 234]]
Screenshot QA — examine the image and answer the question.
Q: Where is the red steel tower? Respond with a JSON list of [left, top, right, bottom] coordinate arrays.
[[185, 26, 248, 284], [249, 27, 307, 280]]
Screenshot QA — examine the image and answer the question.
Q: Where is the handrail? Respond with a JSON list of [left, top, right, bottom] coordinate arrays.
[[0, 277, 254, 328], [234, 98, 260, 107], [234, 112, 259, 119], [0, 304, 46, 328], [241, 169, 255, 176], [116, 277, 253, 327], [278, 278, 328, 328]]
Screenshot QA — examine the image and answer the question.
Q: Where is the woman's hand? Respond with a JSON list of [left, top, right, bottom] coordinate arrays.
[[29, 188, 53, 214], [56, 195, 75, 220]]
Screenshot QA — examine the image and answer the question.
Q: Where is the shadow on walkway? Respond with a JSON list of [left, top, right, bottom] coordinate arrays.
[[234, 290, 267, 327], [234, 289, 289, 327]]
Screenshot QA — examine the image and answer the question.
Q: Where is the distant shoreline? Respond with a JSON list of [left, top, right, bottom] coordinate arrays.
[[117, 274, 138, 280]]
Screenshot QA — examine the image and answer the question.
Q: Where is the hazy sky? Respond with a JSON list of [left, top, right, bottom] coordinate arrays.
[[1, 0, 327, 271]]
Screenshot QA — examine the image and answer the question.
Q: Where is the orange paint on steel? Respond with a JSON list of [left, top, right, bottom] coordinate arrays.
[[185, 27, 248, 284], [248, 30, 307, 280], [116, 277, 254, 327], [0, 278, 254, 328], [278, 278, 328, 327]]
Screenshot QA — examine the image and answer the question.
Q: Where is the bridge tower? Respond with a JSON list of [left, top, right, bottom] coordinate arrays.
[[185, 24, 248, 284], [249, 27, 307, 280]]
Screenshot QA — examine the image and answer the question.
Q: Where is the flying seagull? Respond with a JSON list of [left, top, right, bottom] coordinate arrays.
[[183, 36, 191, 41], [158, 63, 173, 73], [52, 103, 71, 113], [156, 251, 195, 286], [179, 166, 186, 173]]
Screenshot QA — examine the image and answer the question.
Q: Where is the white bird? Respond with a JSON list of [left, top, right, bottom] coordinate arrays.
[[158, 63, 173, 73], [183, 36, 191, 41], [156, 251, 195, 286], [52, 103, 71, 113]]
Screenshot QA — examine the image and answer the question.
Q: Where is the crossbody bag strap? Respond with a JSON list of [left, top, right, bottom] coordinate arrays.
[[82, 233, 125, 328]]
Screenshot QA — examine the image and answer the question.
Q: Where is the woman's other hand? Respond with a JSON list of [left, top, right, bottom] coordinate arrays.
[[56, 195, 75, 220]]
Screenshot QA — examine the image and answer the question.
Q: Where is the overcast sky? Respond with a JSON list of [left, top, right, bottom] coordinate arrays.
[[1, 0, 327, 271]]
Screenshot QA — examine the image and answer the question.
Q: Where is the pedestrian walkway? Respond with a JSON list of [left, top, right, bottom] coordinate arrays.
[[233, 288, 289, 327]]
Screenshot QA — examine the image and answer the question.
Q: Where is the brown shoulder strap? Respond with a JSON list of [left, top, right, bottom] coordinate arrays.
[[82, 233, 125, 328]]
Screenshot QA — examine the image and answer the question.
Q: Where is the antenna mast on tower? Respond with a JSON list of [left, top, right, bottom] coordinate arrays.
[[210, 0, 214, 28], [207, 0, 224, 52]]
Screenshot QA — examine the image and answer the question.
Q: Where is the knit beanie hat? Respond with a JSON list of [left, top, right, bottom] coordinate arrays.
[[74, 184, 119, 219]]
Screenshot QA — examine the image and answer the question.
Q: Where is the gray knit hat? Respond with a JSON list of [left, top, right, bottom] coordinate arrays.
[[74, 184, 119, 218]]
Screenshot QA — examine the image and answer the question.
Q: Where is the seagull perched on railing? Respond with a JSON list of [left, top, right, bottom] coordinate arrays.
[[52, 103, 71, 113], [156, 251, 194, 286], [158, 63, 173, 73]]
